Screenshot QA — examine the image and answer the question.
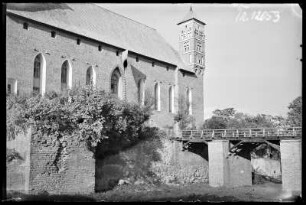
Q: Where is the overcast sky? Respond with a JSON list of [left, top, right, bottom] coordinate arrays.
[[97, 3, 302, 119]]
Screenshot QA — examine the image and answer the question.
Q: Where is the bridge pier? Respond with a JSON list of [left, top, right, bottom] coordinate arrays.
[[280, 139, 301, 193], [208, 140, 252, 187]]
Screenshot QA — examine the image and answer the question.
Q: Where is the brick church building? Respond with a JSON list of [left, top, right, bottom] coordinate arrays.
[[6, 3, 206, 129]]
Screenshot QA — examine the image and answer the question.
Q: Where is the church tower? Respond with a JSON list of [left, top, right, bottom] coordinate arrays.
[[177, 6, 206, 75]]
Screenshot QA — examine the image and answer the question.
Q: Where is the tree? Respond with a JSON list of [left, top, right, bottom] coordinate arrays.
[[212, 108, 236, 119], [202, 116, 227, 129], [202, 108, 277, 130], [287, 96, 302, 127]]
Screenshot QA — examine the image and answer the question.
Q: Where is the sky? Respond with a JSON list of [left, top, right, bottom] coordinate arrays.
[[97, 3, 302, 119]]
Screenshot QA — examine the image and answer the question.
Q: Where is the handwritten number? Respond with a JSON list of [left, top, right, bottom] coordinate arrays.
[[236, 10, 280, 23], [270, 11, 280, 23]]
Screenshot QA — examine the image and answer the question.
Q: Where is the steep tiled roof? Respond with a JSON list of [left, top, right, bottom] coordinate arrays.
[[6, 3, 194, 73], [177, 6, 206, 25]]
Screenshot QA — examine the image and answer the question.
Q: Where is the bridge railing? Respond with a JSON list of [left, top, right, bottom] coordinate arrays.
[[181, 127, 302, 140]]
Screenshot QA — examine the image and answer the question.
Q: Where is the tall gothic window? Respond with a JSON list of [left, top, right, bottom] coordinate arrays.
[[186, 88, 192, 115], [111, 68, 122, 99], [154, 82, 160, 111], [138, 79, 145, 106], [61, 61, 68, 90], [86, 66, 96, 87], [33, 54, 46, 96], [169, 86, 174, 113]]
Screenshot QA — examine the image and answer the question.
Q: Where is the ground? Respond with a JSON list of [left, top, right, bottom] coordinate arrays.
[[5, 182, 302, 202]]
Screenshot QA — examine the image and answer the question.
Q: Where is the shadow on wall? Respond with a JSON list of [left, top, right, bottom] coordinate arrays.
[[95, 128, 164, 192], [183, 142, 208, 161]]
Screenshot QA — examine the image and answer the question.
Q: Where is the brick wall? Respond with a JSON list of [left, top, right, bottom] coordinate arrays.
[[29, 138, 95, 194], [280, 139, 301, 192]]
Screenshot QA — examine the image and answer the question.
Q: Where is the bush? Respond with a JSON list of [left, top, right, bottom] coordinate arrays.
[[6, 86, 153, 154], [174, 94, 196, 130]]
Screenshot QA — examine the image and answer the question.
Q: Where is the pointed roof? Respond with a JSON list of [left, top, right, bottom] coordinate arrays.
[[177, 6, 206, 25]]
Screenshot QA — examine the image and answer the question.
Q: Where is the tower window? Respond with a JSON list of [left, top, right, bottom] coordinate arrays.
[[98, 45, 102, 51], [51, 31, 56, 38], [23, 22, 28, 30], [197, 44, 202, 52], [77, 38, 81, 45], [184, 41, 190, 52]]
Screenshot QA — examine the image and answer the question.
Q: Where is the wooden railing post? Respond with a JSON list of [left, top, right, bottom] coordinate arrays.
[[236, 130, 239, 137], [263, 128, 265, 137], [249, 129, 252, 137], [212, 130, 215, 138], [224, 130, 227, 137]]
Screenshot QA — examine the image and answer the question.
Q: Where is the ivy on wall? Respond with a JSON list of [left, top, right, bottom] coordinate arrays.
[[6, 86, 153, 156]]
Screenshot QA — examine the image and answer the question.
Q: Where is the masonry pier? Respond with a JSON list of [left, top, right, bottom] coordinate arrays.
[[280, 139, 301, 192], [208, 140, 252, 187]]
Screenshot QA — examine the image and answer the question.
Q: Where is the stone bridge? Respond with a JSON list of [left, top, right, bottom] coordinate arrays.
[[172, 127, 302, 193]]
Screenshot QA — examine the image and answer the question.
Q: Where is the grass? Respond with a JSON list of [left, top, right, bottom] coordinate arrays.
[[4, 182, 302, 202]]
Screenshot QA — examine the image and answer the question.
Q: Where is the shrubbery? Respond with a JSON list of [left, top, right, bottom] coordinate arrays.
[[6, 86, 153, 154], [174, 94, 196, 130]]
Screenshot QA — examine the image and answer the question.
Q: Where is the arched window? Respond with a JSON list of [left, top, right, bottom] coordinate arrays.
[[61, 60, 72, 91], [86, 66, 96, 87], [186, 88, 192, 115], [169, 86, 174, 113], [110, 68, 122, 99], [33, 54, 46, 96], [154, 82, 160, 111], [138, 79, 145, 106]]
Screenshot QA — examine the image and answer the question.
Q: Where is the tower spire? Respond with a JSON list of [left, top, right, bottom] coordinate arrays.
[[177, 5, 205, 25]]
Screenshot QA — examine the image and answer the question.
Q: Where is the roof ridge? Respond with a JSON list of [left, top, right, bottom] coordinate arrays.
[[92, 3, 156, 31]]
